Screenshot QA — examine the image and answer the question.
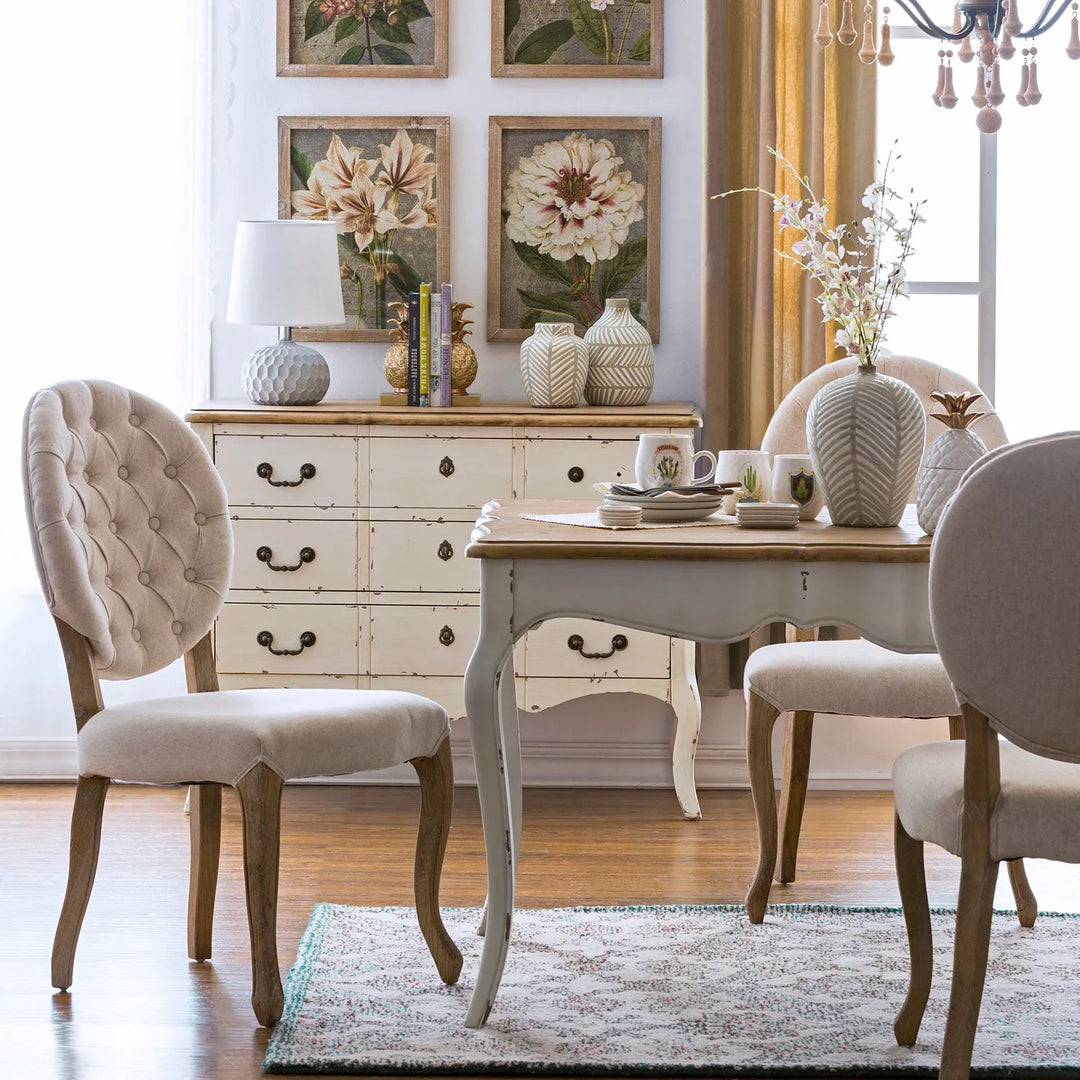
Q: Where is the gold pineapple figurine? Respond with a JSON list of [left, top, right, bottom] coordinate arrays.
[[383, 301, 410, 394], [449, 302, 478, 397]]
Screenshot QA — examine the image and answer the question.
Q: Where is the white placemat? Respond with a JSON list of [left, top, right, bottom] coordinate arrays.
[[521, 511, 737, 530]]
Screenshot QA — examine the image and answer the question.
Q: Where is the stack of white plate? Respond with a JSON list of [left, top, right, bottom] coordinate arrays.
[[596, 503, 643, 527], [735, 501, 800, 528], [602, 489, 728, 523]]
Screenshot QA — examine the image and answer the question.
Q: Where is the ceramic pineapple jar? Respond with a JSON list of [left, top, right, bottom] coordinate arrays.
[[583, 298, 654, 406], [916, 391, 989, 535]]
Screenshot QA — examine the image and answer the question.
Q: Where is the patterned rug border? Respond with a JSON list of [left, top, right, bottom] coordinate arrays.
[[265, 904, 1080, 1078]]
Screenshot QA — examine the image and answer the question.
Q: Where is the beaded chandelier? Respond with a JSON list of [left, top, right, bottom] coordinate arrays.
[[814, 0, 1080, 131]]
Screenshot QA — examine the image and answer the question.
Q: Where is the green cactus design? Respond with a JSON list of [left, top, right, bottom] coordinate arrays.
[[740, 465, 761, 502], [656, 454, 680, 484]]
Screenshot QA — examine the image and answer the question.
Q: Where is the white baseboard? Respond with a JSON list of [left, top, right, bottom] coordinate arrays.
[[0, 735, 893, 789]]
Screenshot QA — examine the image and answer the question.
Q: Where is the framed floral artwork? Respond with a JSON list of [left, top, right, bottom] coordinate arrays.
[[279, 116, 450, 342], [487, 115, 661, 343], [277, 0, 448, 77], [493, 0, 662, 78]]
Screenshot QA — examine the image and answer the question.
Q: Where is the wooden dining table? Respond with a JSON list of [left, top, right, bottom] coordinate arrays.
[[461, 498, 933, 1028]]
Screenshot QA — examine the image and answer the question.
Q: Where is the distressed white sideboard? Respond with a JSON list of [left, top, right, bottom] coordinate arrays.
[[186, 401, 705, 817]]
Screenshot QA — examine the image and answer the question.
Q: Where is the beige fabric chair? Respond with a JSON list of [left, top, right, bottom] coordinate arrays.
[[22, 380, 462, 1026], [744, 357, 1035, 923], [891, 432, 1080, 1080]]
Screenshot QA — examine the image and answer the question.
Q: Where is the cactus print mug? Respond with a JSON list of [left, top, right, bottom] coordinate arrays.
[[715, 450, 772, 513], [634, 434, 717, 490]]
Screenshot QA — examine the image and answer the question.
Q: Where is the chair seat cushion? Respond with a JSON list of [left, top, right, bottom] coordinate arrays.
[[894, 739, 1080, 863], [744, 640, 959, 718], [77, 688, 450, 786]]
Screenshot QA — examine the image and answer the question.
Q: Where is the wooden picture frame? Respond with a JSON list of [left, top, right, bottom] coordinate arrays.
[[493, 0, 662, 78], [279, 116, 450, 343], [487, 115, 661, 343], [278, 0, 448, 78]]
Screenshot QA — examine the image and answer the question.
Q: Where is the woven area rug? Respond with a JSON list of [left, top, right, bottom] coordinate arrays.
[[263, 904, 1079, 1076]]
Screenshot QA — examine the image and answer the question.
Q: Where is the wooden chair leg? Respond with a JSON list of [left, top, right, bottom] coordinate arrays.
[[410, 737, 463, 984], [235, 763, 284, 1027], [745, 692, 782, 923], [949, 715, 1037, 927], [52, 775, 110, 990], [893, 814, 933, 1046], [187, 783, 222, 962], [777, 710, 814, 884], [940, 851, 1000, 1080]]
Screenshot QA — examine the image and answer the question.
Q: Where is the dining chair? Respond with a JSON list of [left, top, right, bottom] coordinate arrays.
[[743, 355, 1035, 925], [22, 379, 462, 1026], [891, 431, 1080, 1080]]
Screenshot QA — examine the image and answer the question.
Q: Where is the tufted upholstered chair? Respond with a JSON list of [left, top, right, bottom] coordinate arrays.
[[22, 380, 462, 1026], [891, 432, 1080, 1080], [743, 357, 1035, 925]]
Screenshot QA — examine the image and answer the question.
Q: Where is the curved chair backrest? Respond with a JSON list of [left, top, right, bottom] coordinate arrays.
[[762, 356, 1008, 501], [930, 431, 1080, 762], [22, 380, 232, 681]]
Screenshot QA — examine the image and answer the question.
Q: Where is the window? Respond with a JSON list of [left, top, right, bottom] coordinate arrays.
[[877, 15, 1080, 440]]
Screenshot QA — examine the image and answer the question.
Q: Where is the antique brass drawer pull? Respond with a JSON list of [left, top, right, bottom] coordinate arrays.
[[437, 540, 454, 562], [438, 455, 455, 478], [256, 546, 316, 572], [567, 466, 585, 483], [256, 630, 316, 656], [256, 462, 316, 487], [567, 633, 628, 659], [439, 625, 455, 647]]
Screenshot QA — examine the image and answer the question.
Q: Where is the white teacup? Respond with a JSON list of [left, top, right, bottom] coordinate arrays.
[[771, 453, 826, 520], [715, 450, 771, 513], [635, 434, 717, 489]]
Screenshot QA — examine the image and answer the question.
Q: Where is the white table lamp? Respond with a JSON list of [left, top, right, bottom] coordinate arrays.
[[226, 220, 346, 405]]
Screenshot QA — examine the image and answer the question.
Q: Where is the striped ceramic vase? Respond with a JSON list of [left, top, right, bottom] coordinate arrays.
[[520, 322, 587, 408], [806, 363, 926, 527], [583, 298, 654, 406]]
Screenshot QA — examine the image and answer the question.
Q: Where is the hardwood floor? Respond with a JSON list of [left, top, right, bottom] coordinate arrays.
[[2, 781, 1077, 1080]]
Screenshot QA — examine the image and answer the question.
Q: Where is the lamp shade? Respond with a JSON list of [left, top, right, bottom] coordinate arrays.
[[226, 220, 346, 327]]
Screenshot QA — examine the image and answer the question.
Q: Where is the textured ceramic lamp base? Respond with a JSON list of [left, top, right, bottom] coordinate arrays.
[[242, 340, 330, 406]]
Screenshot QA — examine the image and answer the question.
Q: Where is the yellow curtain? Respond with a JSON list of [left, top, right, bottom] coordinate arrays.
[[699, 0, 877, 694]]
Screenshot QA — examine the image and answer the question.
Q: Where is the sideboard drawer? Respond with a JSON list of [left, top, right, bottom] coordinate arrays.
[[215, 434, 361, 508], [216, 603, 363, 675], [523, 438, 637, 499], [370, 605, 479, 677], [369, 437, 513, 508], [231, 519, 363, 592], [524, 618, 670, 679], [369, 519, 478, 593]]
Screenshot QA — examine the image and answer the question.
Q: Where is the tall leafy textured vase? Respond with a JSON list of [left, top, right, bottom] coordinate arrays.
[[520, 323, 588, 408], [806, 364, 926, 527], [583, 298, 654, 406]]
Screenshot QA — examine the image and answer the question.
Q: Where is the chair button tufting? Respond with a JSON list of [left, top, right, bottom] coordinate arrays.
[[117, 466, 129, 480], [109, 521, 119, 534], [129, 414, 141, 427], [171, 621, 183, 635], [83, 471, 91, 482], [184, 568, 197, 582], [164, 464, 177, 478], [88, 417, 97, 430], [148, 517, 160, 531], [103, 575, 113, 589], [138, 571, 150, 585], [194, 512, 207, 526], [131, 628, 141, 642]]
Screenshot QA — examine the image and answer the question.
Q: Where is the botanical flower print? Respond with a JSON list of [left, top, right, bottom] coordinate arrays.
[[500, 128, 650, 332], [290, 126, 438, 330], [290, 0, 436, 68], [503, 0, 652, 67]]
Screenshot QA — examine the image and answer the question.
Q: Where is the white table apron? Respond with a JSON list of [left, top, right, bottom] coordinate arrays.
[[462, 549, 933, 1028]]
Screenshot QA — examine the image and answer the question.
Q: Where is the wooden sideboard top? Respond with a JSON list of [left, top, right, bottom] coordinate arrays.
[[186, 400, 702, 428], [466, 501, 932, 564]]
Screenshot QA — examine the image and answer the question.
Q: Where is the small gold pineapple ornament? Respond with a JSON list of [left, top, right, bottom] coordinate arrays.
[[380, 300, 480, 404], [917, 390, 989, 535]]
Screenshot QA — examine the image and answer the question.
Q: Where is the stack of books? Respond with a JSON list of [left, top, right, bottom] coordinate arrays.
[[406, 282, 454, 407]]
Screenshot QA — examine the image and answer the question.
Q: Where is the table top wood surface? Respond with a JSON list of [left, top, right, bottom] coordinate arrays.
[[466, 501, 932, 564], [186, 400, 702, 428]]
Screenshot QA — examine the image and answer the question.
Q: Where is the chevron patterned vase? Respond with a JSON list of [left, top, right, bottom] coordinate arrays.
[[805, 363, 926, 527], [520, 323, 587, 408], [583, 298, 654, 406]]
